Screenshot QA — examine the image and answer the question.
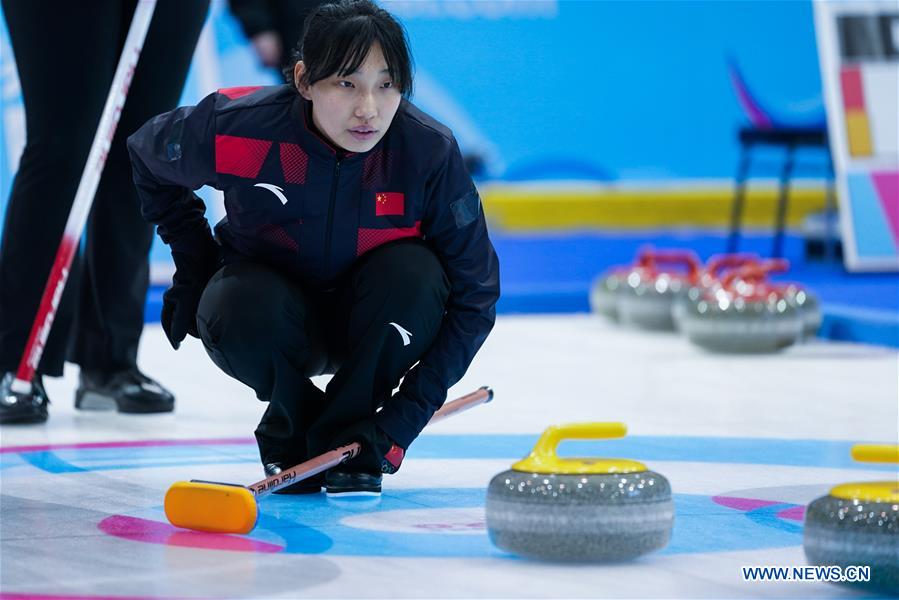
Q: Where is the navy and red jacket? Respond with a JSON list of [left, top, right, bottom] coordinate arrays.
[[127, 84, 500, 449]]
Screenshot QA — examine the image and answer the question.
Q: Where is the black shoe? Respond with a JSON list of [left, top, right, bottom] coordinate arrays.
[[264, 462, 324, 495], [75, 368, 174, 413], [1, 372, 49, 424], [325, 469, 382, 497]]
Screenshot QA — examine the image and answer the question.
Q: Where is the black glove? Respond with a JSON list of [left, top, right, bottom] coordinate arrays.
[[162, 227, 220, 350], [330, 421, 406, 474]]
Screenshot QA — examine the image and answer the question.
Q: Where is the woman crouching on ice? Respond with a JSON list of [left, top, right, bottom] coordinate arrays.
[[128, 0, 500, 495]]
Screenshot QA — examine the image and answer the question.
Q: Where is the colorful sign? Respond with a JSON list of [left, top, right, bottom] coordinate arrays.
[[815, 1, 899, 271]]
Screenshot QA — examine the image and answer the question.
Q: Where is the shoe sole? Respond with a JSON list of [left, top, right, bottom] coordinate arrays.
[[325, 489, 382, 497], [273, 486, 323, 495], [0, 413, 48, 425], [75, 390, 174, 414]]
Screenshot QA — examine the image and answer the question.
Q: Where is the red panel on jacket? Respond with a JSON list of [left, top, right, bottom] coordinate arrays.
[[357, 221, 422, 256], [218, 86, 263, 100], [280, 143, 308, 184], [215, 135, 272, 179]]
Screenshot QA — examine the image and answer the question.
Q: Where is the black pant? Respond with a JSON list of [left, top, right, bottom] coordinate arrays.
[[0, 0, 208, 375], [196, 239, 450, 465]]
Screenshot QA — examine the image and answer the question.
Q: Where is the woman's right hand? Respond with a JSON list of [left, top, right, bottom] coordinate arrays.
[[162, 239, 221, 350]]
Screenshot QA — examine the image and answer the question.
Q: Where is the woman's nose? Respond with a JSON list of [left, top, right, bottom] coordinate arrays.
[[355, 92, 377, 120]]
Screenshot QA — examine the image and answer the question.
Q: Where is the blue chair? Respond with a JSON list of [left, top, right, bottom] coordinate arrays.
[[726, 58, 837, 260]]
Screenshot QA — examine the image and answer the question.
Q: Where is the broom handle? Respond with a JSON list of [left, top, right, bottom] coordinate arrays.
[[247, 386, 493, 497], [428, 385, 493, 425]]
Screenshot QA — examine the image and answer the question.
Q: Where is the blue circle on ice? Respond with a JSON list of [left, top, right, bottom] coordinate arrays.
[[251, 488, 804, 557]]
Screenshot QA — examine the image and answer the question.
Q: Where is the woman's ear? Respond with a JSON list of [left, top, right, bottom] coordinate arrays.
[[294, 61, 312, 100]]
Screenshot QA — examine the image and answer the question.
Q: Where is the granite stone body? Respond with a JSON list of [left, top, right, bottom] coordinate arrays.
[[617, 272, 690, 331], [486, 469, 674, 561], [803, 494, 899, 594], [783, 285, 822, 338], [672, 285, 703, 331], [590, 272, 622, 321], [679, 294, 802, 353]]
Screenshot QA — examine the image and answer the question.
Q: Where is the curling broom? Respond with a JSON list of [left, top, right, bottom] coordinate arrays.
[[164, 386, 493, 534]]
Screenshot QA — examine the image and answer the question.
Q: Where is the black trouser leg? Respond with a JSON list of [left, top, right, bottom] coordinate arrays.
[[196, 241, 448, 466], [0, 0, 125, 375], [0, 0, 208, 375], [307, 239, 450, 457], [70, 0, 209, 372], [196, 262, 329, 465]]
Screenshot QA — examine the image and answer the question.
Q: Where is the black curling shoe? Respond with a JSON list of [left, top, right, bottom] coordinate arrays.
[[0, 372, 49, 424], [264, 462, 324, 495], [325, 470, 382, 496], [75, 368, 174, 413]]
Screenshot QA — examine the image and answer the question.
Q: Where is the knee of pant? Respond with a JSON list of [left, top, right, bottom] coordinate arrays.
[[20, 137, 91, 181], [359, 242, 450, 306], [197, 300, 283, 355], [197, 266, 309, 355]]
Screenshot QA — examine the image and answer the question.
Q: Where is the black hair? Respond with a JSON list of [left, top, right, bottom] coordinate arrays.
[[285, 0, 414, 98]]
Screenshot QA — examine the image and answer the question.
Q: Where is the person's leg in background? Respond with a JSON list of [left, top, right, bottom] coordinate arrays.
[[70, 0, 210, 413], [196, 261, 331, 493], [0, 0, 127, 423], [307, 239, 450, 494]]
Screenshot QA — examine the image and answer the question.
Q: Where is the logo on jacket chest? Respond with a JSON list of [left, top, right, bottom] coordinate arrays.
[[375, 192, 405, 216], [254, 183, 289, 205]]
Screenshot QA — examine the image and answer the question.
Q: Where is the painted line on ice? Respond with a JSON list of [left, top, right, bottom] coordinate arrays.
[[98, 488, 809, 557], [2, 435, 895, 471]]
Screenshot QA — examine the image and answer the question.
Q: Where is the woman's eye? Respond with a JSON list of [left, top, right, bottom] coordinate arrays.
[[338, 81, 354, 88], [382, 81, 394, 89]]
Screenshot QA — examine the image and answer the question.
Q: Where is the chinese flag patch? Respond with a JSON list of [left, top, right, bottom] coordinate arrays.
[[375, 192, 404, 216]]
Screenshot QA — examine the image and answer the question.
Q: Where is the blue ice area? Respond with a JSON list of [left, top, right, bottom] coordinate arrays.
[[491, 232, 899, 346], [5, 435, 896, 475], [116, 488, 805, 558], [5, 435, 891, 560], [257, 490, 804, 557]]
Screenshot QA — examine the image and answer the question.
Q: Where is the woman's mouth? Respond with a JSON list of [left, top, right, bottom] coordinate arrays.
[[348, 128, 377, 142]]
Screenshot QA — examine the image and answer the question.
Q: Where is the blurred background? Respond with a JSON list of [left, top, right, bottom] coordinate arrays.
[[1, 0, 897, 346]]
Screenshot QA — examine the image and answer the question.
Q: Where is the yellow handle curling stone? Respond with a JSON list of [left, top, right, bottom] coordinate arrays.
[[485, 422, 674, 561], [803, 443, 899, 594]]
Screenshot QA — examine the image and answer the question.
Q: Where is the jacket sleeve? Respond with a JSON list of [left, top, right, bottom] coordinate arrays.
[[127, 92, 219, 251], [374, 138, 500, 449]]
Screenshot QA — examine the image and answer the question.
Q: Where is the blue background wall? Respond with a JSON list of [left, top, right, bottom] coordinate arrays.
[[396, 0, 823, 180], [0, 0, 823, 220]]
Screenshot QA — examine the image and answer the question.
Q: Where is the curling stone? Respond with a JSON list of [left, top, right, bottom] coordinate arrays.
[[485, 423, 674, 561], [589, 268, 627, 321], [698, 254, 760, 290], [672, 253, 759, 331], [617, 248, 701, 331], [780, 283, 822, 339], [679, 260, 803, 353], [803, 444, 899, 594]]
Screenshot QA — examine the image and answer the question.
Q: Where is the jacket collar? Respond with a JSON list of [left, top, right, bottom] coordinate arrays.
[[291, 95, 384, 163]]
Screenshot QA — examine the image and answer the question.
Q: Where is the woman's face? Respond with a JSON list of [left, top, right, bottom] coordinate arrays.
[[296, 44, 402, 153]]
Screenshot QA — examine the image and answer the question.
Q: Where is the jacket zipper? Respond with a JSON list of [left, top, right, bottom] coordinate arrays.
[[323, 157, 341, 279]]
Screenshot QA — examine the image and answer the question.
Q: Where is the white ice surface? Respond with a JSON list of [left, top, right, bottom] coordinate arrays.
[[1, 315, 897, 599]]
